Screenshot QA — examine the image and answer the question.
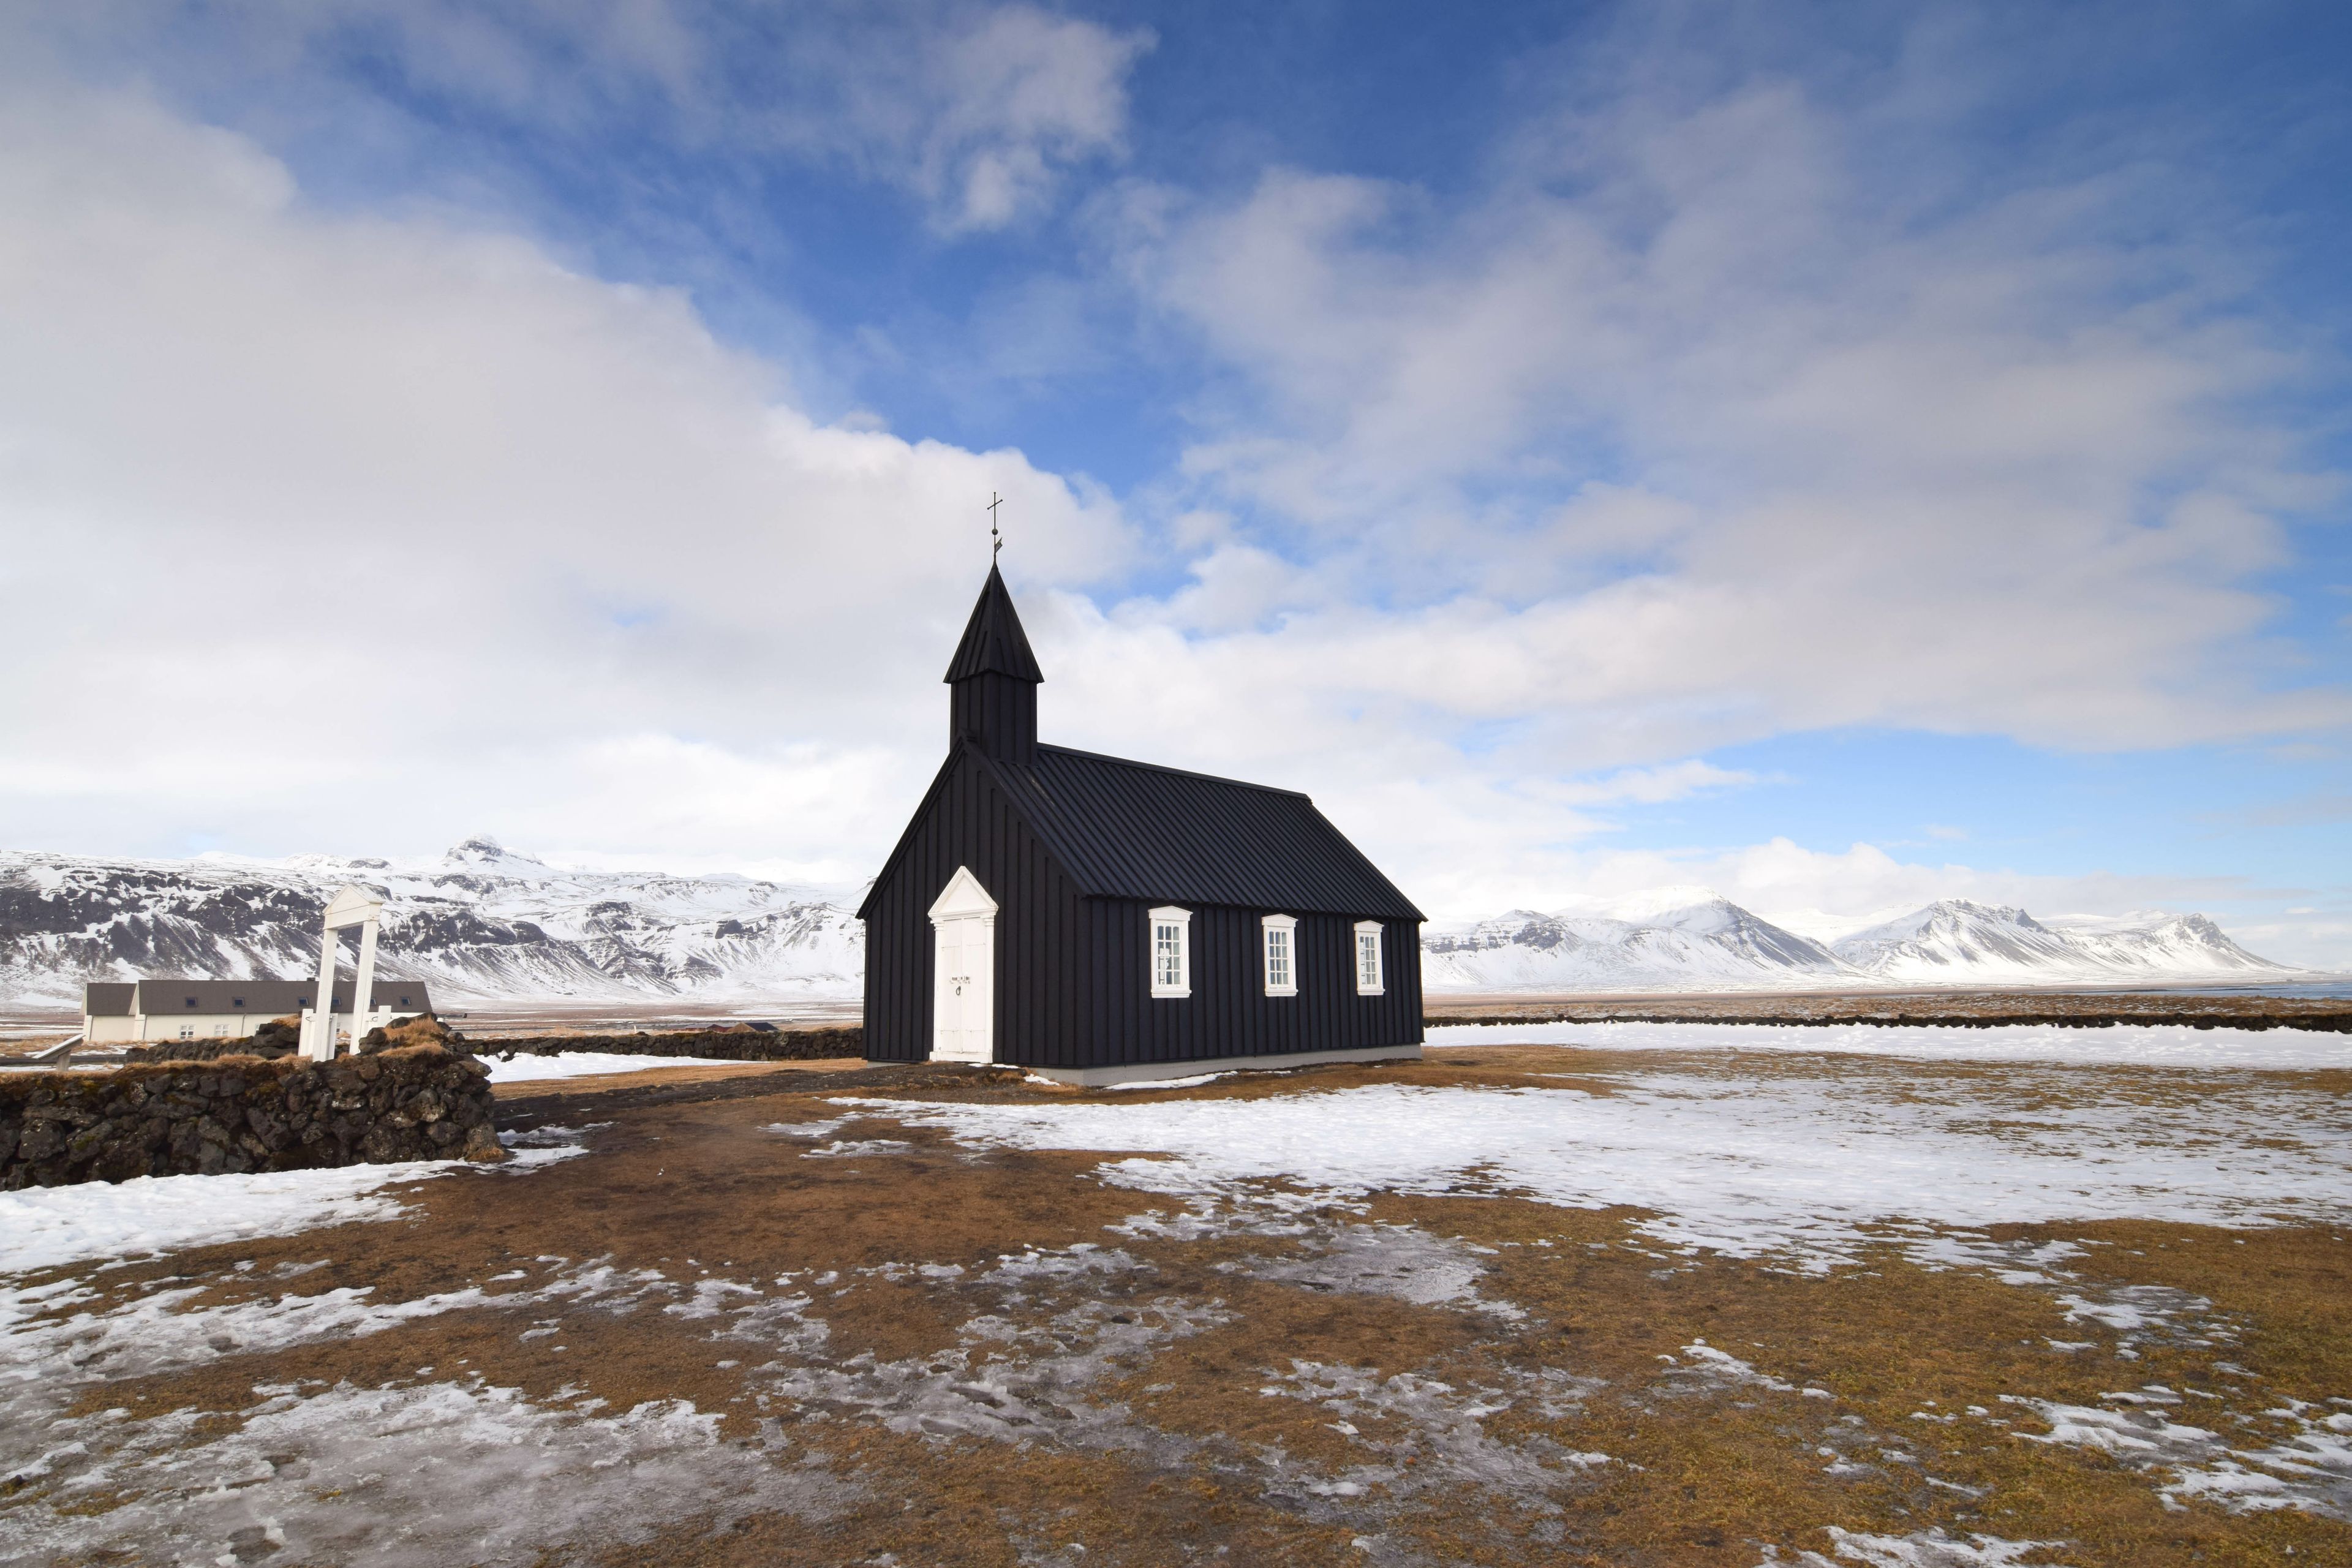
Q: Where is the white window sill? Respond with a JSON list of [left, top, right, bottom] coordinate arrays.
[[1356, 987, 1385, 997], [1264, 987, 1297, 998], [1151, 986, 1191, 999]]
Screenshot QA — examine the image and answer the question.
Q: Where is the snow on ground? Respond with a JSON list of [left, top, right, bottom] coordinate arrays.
[[0, 1141, 589, 1280], [480, 1050, 745, 1083], [1428, 1019, 2352, 1070], [842, 1066, 2352, 1269], [0, 1162, 456, 1278]]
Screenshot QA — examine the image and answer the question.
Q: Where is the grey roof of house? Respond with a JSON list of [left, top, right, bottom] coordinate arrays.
[[82, 982, 134, 1017], [105, 979, 437, 1016], [982, 744, 1424, 921]]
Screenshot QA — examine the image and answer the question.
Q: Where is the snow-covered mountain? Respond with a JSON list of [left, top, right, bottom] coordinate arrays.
[[1421, 888, 1848, 992], [0, 837, 862, 1007], [1423, 889, 2294, 993], [0, 843, 2302, 1006]]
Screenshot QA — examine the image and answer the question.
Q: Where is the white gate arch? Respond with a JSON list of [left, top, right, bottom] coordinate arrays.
[[301, 884, 386, 1062]]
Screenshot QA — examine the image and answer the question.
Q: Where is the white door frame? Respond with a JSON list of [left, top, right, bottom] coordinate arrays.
[[927, 866, 998, 1063]]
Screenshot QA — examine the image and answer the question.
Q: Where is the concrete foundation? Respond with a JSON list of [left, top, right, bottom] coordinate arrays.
[[1019, 1042, 1422, 1088]]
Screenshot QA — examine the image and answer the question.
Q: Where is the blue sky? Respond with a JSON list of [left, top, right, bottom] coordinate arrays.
[[2, 1, 2348, 963]]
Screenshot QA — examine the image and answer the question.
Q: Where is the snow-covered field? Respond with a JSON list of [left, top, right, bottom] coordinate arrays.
[[1428, 1018, 2352, 1071], [848, 1057, 2352, 1272]]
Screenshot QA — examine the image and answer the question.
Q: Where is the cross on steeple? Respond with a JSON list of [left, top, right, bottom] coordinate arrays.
[[986, 491, 1005, 564]]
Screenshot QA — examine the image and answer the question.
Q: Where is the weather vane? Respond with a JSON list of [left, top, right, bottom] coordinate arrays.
[[986, 491, 1005, 564]]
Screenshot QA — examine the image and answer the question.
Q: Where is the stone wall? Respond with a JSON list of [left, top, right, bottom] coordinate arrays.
[[0, 1046, 503, 1189], [477, 1023, 862, 1061], [125, 1014, 453, 1065]]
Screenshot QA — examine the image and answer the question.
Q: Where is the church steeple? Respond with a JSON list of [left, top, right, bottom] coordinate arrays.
[[945, 565, 1042, 763]]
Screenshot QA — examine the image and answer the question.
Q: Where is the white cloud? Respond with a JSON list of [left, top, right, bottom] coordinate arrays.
[[1115, 57, 2348, 761], [0, 76, 1128, 861], [17, 1, 1152, 233]]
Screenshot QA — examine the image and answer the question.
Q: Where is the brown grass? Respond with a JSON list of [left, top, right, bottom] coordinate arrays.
[[4, 1052, 2346, 1567]]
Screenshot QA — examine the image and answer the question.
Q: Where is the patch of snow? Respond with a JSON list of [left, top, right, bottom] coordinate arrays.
[[2012, 1394, 2352, 1521], [1763, 1525, 2062, 1565], [763, 1117, 849, 1139], [0, 1160, 463, 1276], [1106, 1072, 1234, 1091], [1262, 1359, 1610, 1504], [1666, 1340, 1796, 1393], [482, 1050, 744, 1082]]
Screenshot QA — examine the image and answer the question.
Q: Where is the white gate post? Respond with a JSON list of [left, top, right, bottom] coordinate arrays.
[[351, 913, 380, 1044], [303, 919, 339, 1062]]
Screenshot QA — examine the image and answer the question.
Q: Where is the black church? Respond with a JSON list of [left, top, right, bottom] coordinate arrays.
[[858, 567, 1425, 1085]]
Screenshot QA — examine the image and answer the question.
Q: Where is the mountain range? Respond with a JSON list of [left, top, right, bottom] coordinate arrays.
[[0, 843, 2304, 1008], [1420, 886, 2294, 992], [0, 837, 862, 1008]]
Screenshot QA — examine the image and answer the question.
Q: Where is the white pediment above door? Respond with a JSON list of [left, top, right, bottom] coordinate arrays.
[[929, 865, 998, 921]]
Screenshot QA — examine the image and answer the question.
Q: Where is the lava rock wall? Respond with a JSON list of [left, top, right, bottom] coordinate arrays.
[[0, 1046, 503, 1189], [477, 1023, 862, 1061]]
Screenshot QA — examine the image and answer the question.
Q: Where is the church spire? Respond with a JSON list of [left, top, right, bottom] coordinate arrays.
[[945, 565, 1041, 761]]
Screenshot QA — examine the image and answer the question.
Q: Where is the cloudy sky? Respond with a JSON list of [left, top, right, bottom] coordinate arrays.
[[3, 1, 2348, 963]]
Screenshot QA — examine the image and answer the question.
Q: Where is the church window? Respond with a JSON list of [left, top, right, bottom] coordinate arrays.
[[1354, 921, 1385, 995], [1263, 914, 1298, 997], [1150, 907, 1191, 997]]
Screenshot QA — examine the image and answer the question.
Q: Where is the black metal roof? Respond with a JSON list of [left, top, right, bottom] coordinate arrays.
[[862, 565, 1423, 924], [943, 565, 1043, 684], [981, 744, 1423, 920]]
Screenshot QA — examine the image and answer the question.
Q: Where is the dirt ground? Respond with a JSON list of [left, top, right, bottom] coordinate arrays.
[[2, 1047, 2348, 1566]]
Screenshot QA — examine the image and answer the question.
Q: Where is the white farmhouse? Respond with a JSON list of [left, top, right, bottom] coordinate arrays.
[[81, 978, 435, 1046]]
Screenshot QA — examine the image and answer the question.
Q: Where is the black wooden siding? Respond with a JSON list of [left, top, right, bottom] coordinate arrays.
[[949, 670, 1037, 764], [862, 749, 1088, 1064], [1080, 903, 1422, 1070]]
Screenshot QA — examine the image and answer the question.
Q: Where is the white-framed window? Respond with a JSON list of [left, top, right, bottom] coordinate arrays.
[[1150, 906, 1192, 998], [1262, 914, 1298, 997], [1354, 921, 1385, 995]]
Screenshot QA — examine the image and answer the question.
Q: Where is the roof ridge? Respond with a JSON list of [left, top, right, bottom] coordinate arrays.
[[1035, 744, 1314, 801]]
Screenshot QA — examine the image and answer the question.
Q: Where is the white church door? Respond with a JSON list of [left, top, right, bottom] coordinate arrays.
[[927, 866, 998, 1063]]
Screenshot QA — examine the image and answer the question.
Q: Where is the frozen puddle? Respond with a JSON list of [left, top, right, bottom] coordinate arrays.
[[0, 1376, 840, 1568], [839, 1071, 2352, 1270], [0, 1251, 843, 1566]]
